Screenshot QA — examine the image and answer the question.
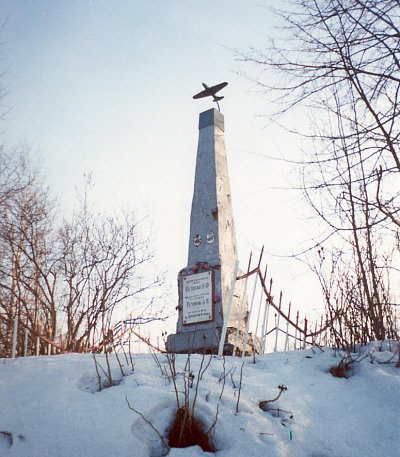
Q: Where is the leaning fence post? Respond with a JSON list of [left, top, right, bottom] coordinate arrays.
[[284, 302, 291, 351], [273, 291, 282, 352], [261, 278, 273, 353], [260, 299, 268, 354], [242, 248, 263, 354], [233, 254, 252, 356], [254, 265, 267, 353], [218, 260, 239, 357], [261, 299, 270, 353], [303, 318, 308, 349], [242, 270, 258, 355], [294, 311, 299, 350]]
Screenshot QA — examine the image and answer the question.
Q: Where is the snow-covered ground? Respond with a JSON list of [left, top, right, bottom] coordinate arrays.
[[1, 342, 399, 457]]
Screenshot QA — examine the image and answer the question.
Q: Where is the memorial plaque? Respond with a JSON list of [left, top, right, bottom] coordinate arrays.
[[182, 271, 213, 324]]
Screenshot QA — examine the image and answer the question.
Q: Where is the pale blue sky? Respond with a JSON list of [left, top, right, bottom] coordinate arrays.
[[1, 1, 324, 330]]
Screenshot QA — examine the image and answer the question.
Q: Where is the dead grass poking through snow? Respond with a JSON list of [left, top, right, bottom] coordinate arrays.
[[168, 405, 216, 452]]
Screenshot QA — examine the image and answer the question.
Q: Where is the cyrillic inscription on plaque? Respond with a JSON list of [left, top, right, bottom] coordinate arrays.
[[183, 271, 213, 324]]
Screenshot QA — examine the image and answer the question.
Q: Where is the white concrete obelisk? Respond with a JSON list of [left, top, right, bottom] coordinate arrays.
[[188, 109, 238, 311], [166, 108, 247, 353]]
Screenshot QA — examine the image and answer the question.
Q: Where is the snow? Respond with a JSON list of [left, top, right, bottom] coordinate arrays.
[[1, 342, 399, 457]]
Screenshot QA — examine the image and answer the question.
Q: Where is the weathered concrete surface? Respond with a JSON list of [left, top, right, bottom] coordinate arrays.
[[167, 109, 252, 354]]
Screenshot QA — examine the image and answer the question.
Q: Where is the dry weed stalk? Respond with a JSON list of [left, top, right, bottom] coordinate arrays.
[[235, 362, 244, 413], [125, 397, 169, 453], [165, 350, 217, 451]]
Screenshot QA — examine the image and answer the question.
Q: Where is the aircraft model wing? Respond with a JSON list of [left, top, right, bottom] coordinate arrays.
[[193, 89, 209, 99], [211, 82, 228, 93], [193, 82, 228, 99]]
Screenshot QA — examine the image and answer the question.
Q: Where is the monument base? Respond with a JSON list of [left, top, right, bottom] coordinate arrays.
[[166, 327, 220, 354], [166, 327, 261, 355]]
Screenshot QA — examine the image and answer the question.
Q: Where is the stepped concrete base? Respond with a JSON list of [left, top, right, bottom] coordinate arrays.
[[166, 327, 260, 356]]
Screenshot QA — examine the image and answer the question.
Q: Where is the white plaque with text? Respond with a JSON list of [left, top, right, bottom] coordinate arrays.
[[182, 271, 213, 325]]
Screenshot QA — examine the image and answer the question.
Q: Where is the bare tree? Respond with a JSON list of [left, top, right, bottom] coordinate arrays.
[[58, 179, 163, 352], [239, 0, 400, 344], [0, 147, 56, 356], [0, 153, 164, 357]]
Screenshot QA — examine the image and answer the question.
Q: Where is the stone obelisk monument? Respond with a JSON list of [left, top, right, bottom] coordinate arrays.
[[166, 108, 250, 354]]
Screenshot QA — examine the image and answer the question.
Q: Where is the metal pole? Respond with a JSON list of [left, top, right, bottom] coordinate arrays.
[[232, 275, 248, 356], [218, 260, 239, 357], [303, 319, 308, 349], [261, 300, 270, 353], [294, 311, 299, 350], [233, 254, 252, 356], [254, 265, 267, 353], [261, 278, 273, 353], [254, 283, 264, 352], [242, 272, 258, 354], [274, 292, 282, 352], [284, 302, 291, 351]]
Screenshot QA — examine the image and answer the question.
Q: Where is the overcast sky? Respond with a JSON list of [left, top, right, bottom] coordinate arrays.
[[1, 1, 325, 332]]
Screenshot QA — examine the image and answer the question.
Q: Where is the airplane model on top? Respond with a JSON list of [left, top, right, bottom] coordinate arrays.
[[193, 82, 228, 110]]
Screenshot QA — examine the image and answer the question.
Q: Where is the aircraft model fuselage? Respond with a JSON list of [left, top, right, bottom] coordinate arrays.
[[193, 82, 228, 109]]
